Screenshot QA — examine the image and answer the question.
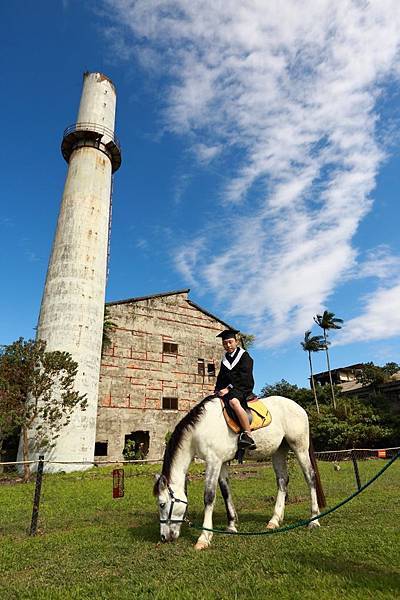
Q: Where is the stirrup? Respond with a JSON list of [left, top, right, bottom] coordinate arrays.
[[238, 432, 256, 450]]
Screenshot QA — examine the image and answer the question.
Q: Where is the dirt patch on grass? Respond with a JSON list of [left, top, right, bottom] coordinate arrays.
[[0, 475, 25, 485]]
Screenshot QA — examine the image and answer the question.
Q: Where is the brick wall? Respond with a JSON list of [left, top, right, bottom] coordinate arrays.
[[96, 291, 229, 460]]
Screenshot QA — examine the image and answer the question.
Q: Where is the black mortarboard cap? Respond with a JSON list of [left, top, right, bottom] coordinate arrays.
[[216, 329, 239, 340]]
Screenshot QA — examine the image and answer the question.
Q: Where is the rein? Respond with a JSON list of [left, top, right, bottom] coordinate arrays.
[[159, 484, 188, 525]]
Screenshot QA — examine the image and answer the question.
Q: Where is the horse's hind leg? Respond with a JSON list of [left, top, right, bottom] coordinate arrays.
[[267, 443, 289, 530], [219, 462, 237, 533], [291, 445, 320, 528]]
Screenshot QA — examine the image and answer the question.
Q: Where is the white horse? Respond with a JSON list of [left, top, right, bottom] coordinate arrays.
[[154, 395, 325, 550]]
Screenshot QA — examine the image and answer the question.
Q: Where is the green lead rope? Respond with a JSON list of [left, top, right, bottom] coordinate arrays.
[[187, 450, 400, 536]]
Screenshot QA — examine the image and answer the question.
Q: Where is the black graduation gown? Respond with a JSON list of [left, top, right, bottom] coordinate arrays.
[[215, 347, 254, 403]]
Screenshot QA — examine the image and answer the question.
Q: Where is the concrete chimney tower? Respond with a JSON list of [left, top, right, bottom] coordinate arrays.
[[26, 72, 121, 471]]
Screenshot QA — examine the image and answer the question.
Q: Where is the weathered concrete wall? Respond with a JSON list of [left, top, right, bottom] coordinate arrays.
[[24, 73, 119, 471], [77, 72, 116, 139], [96, 291, 229, 460]]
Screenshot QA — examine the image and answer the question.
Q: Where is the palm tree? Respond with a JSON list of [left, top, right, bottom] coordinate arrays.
[[301, 331, 326, 413], [313, 310, 343, 409]]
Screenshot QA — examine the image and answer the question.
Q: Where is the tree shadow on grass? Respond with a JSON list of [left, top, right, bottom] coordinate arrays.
[[127, 511, 196, 545], [296, 551, 400, 593], [127, 523, 159, 544], [127, 509, 228, 545], [127, 510, 159, 543], [193, 508, 310, 530], [126, 506, 315, 544]]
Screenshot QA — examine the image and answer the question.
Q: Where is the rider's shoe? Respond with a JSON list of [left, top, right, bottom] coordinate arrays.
[[238, 431, 257, 450]]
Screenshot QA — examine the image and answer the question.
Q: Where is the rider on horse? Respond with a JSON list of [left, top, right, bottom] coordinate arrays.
[[214, 329, 257, 450]]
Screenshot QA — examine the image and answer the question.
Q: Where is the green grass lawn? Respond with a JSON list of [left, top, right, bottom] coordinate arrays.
[[0, 459, 399, 600]]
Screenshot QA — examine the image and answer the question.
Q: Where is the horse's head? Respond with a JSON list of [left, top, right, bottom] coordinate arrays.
[[154, 474, 188, 542]]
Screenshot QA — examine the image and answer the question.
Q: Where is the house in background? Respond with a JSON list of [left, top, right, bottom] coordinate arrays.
[[313, 363, 400, 409], [96, 289, 236, 461], [313, 363, 365, 393]]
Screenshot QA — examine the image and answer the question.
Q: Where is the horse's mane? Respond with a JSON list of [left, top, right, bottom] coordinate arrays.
[[153, 395, 215, 493]]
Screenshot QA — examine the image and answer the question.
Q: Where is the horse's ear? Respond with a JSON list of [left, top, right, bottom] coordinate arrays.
[[153, 473, 167, 495], [158, 474, 168, 491], [153, 474, 160, 496]]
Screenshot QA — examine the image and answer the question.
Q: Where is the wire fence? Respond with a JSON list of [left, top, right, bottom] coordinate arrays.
[[0, 457, 163, 468], [2, 446, 398, 469], [0, 446, 398, 538], [315, 446, 400, 461]]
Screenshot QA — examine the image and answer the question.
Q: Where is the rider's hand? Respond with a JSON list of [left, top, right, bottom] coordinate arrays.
[[218, 387, 229, 397]]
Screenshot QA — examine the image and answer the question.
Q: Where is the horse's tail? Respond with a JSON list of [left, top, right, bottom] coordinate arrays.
[[309, 436, 326, 509]]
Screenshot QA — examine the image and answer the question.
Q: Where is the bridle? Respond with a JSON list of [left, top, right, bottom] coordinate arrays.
[[159, 484, 188, 525]]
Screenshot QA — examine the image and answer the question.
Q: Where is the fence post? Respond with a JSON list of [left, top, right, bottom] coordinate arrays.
[[350, 449, 361, 491], [30, 455, 44, 536]]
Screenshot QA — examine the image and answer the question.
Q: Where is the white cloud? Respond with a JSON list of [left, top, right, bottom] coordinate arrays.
[[355, 246, 400, 281], [337, 283, 400, 345], [174, 238, 205, 287], [135, 238, 148, 250], [103, 0, 400, 347], [193, 143, 221, 164]]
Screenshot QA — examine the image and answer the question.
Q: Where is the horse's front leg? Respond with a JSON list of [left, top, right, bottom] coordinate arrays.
[[219, 462, 238, 533], [194, 460, 222, 550]]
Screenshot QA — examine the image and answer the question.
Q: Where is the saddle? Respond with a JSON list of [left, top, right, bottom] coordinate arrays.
[[221, 396, 272, 434]]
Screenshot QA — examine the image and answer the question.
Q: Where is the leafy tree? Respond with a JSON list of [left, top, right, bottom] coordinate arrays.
[[122, 439, 136, 461], [0, 338, 87, 481], [307, 397, 394, 450], [356, 362, 386, 390], [240, 333, 255, 350], [382, 362, 400, 377], [260, 379, 334, 409], [313, 310, 343, 409], [301, 330, 326, 413], [260, 377, 399, 449], [102, 307, 117, 354], [356, 361, 400, 395], [260, 379, 300, 399]]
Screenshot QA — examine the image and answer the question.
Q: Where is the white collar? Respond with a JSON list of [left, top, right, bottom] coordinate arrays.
[[222, 347, 245, 370]]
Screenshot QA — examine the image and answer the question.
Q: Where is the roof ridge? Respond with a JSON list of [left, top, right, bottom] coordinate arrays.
[[105, 289, 237, 330], [106, 288, 190, 306]]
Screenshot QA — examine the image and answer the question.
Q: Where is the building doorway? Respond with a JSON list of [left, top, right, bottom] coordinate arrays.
[[0, 430, 20, 473], [123, 430, 149, 460]]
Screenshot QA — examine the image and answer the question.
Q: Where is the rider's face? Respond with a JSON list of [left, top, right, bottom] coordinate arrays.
[[223, 337, 237, 353]]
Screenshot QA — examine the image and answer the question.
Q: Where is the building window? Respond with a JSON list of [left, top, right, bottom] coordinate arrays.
[[163, 342, 178, 355], [94, 441, 108, 456], [207, 363, 216, 376], [162, 397, 178, 410], [198, 358, 205, 375]]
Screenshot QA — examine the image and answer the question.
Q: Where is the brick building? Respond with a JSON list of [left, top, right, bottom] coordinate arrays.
[[95, 289, 235, 461]]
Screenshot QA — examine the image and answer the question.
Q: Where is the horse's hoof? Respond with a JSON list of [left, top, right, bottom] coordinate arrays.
[[226, 526, 237, 533], [308, 520, 320, 530], [266, 521, 279, 530], [194, 541, 209, 551]]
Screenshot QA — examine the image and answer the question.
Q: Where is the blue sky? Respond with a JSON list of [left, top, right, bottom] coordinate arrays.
[[1, 1, 400, 392]]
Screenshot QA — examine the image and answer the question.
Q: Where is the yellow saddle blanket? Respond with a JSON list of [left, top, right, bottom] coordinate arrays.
[[221, 398, 272, 434]]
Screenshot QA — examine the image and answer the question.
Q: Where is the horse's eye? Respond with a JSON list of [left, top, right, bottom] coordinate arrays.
[[160, 503, 166, 509]]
